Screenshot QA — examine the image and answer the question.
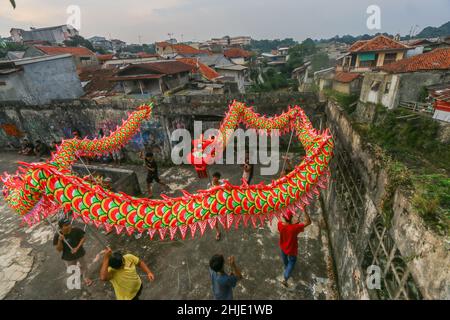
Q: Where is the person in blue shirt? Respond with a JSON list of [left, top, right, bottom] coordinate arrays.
[[209, 254, 243, 300]]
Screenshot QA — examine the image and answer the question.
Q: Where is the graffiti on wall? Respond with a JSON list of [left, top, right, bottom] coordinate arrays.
[[0, 123, 24, 137]]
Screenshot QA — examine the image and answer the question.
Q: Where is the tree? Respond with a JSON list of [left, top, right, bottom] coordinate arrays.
[[310, 52, 331, 72], [63, 35, 95, 51]]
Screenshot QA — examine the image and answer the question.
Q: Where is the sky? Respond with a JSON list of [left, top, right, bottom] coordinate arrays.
[[1, 0, 449, 43]]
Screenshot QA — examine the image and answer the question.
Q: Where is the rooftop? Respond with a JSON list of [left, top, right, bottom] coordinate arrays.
[[156, 42, 209, 55], [349, 35, 409, 53], [224, 48, 252, 59], [34, 45, 95, 56], [333, 71, 361, 83], [379, 48, 450, 73], [215, 64, 248, 71], [177, 58, 221, 81]]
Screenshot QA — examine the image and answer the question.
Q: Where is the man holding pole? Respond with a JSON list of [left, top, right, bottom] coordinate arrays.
[[53, 217, 93, 286]]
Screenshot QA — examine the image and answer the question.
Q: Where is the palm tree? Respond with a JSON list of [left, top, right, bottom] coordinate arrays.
[[10, 0, 16, 8]]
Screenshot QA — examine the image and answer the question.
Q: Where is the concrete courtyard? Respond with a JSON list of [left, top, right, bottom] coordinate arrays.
[[0, 151, 337, 300]]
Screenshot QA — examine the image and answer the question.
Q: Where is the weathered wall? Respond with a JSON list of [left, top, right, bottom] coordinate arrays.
[[0, 93, 319, 162], [0, 56, 83, 105], [322, 100, 449, 299]]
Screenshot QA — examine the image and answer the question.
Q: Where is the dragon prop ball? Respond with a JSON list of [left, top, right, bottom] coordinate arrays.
[[1, 101, 333, 240]]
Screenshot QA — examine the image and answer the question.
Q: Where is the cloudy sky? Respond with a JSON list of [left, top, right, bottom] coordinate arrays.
[[1, 0, 449, 43]]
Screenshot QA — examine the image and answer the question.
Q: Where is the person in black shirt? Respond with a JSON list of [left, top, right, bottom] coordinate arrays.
[[53, 218, 93, 286], [140, 152, 170, 198]]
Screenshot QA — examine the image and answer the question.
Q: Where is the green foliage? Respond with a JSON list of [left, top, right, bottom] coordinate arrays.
[[246, 38, 297, 53], [325, 90, 359, 114], [412, 174, 450, 236], [417, 87, 429, 103], [0, 42, 28, 58], [310, 52, 332, 72], [10, 0, 16, 8], [63, 35, 95, 51], [358, 107, 450, 234]]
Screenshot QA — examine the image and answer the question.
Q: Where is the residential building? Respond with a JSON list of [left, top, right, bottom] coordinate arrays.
[[155, 42, 208, 58], [111, 39, 127, 51], [292, 62, 312, 92], [207, 36, 252, 47], [109, 60, 194, 96], [223, 48, 252, 65], [23, 45, 99, 68], [198, 54, 232, 68], [177, 58, 222, 82], [10, 25, 78, 44], [102, 56, 160, 69], [215, 64, 248, 93], [88, 36, 113, 51], [428, 83, 450, 122], [337, 35, 410, 73], [0, 54, 83, 104], [332, 72, 362, 95], [358, 48, 450, 110]]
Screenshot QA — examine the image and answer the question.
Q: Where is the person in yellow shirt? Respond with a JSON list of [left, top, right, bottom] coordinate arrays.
[[100, 248, 155, 300]]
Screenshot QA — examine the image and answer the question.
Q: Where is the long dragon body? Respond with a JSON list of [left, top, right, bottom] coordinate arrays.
[[1, 101, 334, 240]]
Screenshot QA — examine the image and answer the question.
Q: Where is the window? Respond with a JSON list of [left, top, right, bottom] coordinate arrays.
[[384, 82, 391, 94], [359, 53, 377, 68], [371, 81, 381, 91], [383, 53, 397, 65], [0, 81, 6, 86]]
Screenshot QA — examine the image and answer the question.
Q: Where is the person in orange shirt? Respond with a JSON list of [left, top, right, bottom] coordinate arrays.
[[277, 209, 311, 287]]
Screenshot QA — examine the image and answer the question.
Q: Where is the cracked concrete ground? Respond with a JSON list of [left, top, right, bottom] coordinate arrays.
[[0, 151, 337, 300]]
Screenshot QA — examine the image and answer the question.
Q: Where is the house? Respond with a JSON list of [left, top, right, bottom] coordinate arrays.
[[23, 45, 99, 68], [111, 39, 127, 51], [109, 60, 194, 96], [358, 48, 450, 110], [313, 67, 335, 101], [0, 54, 83, 105], [10, 25, 78, 44], [88, 36, 113, 51], [428, 83, 450, 122], [96, 54, 116, 65], [198, 54, 232, 68], [215, 64, 248, 93], [292, 61, 312, 92], [207, 36, 252, 47], [102, 56, 161, 69], [223, 48, 252, 65], [155, 42, 209, 58], [332, 72, 362, 95], [78, 66, 119, 99], [177, 58, 222, 82], [337, 35, 410, 73]]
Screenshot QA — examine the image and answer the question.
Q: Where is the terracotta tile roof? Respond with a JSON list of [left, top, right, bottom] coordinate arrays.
[[349, 35, 409, 53], [34, 45, 95, 56], [348, 40, 367, 52], [224, 48, 252, 58], [334, 72, 361, 83], [156, 42, 208, 55], [96, 54, 115, 62], [379, 48, 450, 73], [78, 66, 118, 98], [177, 58, 221, 80], [117, 61, 194, 76]]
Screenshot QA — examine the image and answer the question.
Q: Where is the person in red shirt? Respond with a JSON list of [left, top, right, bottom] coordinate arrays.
[[277, 209, 311, 287]]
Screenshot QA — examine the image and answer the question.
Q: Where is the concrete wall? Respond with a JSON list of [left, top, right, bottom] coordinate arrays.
[[0, 56, 83, 105], [360, 70, 450, 110], [322, 100, 449, 299], [0, 93, 318, 162]]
